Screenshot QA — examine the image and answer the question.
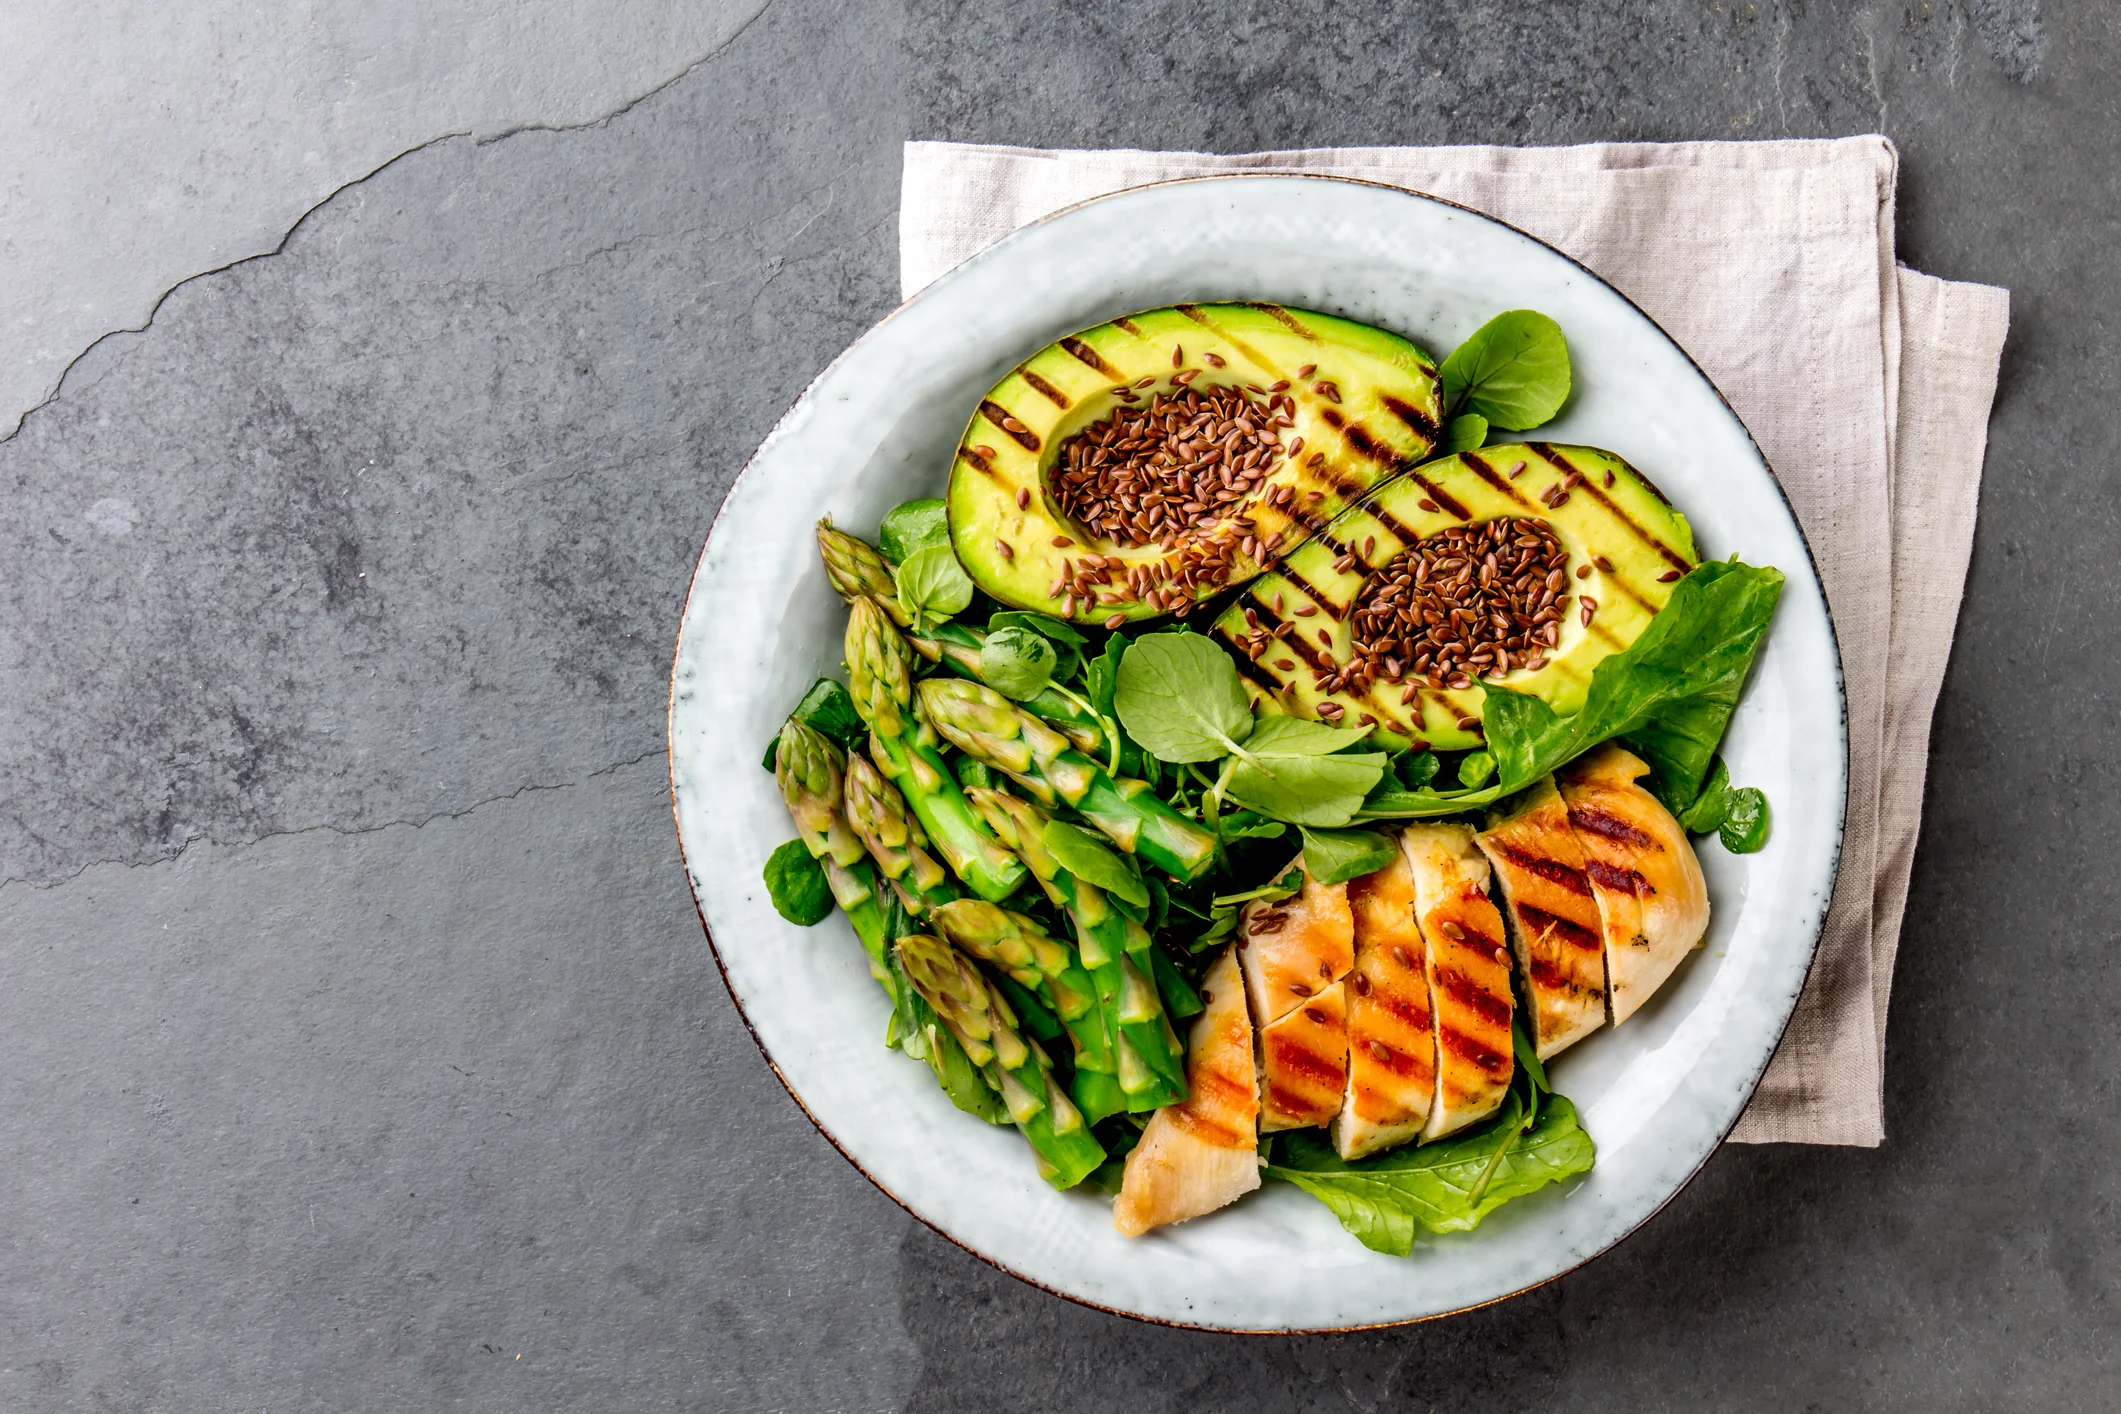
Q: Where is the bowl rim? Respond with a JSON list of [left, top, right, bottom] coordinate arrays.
[[666, 170, 1848, 1333]]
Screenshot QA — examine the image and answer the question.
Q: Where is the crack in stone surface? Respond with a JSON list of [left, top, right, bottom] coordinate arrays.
[[0, 749, 668, 898]]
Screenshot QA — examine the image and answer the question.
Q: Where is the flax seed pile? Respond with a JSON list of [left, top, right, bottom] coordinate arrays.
[[1048, 380, 1297, 549], [1333, 517, 1573, 698]]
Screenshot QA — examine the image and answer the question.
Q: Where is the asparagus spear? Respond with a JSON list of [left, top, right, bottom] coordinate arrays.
[[820, 520, 1115, 755], [842, 748, 959, 914], [916, 678, 1218, 882], [772, 705, 1008, 1121], [844, 596, 1026, 902], [774, 722, 901, 997], [930, 898, 1128, 1124], [817, 519, 907, 624], [965, 787, 1188, 1110], [896, 933, 1107, 1190]]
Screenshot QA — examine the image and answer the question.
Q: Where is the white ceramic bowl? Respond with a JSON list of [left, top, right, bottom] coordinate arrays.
[[668, 175, 1845, 1331]]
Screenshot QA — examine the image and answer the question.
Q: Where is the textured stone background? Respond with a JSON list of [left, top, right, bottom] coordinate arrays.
[[2, 2, 2108, 1409]]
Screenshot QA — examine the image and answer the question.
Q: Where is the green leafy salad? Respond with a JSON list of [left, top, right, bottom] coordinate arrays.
[[759, 307, 1784, 1255]]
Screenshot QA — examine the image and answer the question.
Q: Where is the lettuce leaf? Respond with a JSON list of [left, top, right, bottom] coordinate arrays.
[[1264, 1094, 1595, 1256], [1358, 559, 1784, 819]]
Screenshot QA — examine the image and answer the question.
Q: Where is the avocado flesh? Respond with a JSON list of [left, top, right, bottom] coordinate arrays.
[[1212, 443, 1697, 751], [947, 304, 1442, 623]]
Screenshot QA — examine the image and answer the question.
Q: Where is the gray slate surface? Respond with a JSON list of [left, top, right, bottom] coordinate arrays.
[[0, 2, 2105, 1409]]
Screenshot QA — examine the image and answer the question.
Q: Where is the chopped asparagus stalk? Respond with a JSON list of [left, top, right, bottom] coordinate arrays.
[[918, 678, 1216, 881], [843, 749, 952, 907], [844, 597, 1027, 901], [931, 898, 1125, 1124], [964, 787, 1189, 1112], [897, 934, 1106, 1189]]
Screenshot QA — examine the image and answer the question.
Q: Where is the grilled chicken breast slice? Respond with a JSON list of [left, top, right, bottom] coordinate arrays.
[[1399, 823, 1515, 1142], [1333, 853, 1438, 1160], [1556, 744, 1710, 1027], [1238, 855, 1355, 1029], [1476, 777, 1608, 1060], [1113, 945, 1260, 1236], [1258, 980, 1348, 1132]]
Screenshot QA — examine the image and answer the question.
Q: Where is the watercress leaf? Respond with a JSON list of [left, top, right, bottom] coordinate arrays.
[[1223, 718, 1388, 826], [979, 625, 1058, 700], [989, 610, 1086, 648], [877, 497, 951, 563], [1115, 632, 1254, 763], [760, 732, 781, 773], [1040, 820, 1150, 909], [1264, 1094, 1595, 1254], [1437, 310, 1572, 430], [789, 676, 867, 751], [1241, 715, 1375, 757], [1087, 632, 1128, 719], [1394, 749, 1440, 790], [1218, 811, 1288, 842], [1192, 908, 1241, 952], [1675, 756, 1732, 833], [894, 543, 974, 634], [1718, 787, 1771, 853], [1212, 865, 1306, 911], [763, 840, 834, 926], [1457, 750, 1497, 788], [1446, 412, 1490, 453], [1299, 827, 1400, 885]]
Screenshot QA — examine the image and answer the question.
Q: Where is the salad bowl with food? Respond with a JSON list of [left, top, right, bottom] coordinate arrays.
[[669, 175, 1844, 1330]]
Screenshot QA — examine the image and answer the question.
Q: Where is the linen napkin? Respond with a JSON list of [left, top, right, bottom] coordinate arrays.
[[899, 138, 2007, 1146]]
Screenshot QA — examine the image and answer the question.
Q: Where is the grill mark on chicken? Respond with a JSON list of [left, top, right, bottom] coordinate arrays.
[[1265, 1034, 1347, 1086], [1433, 963, 1512, 1027], [1568, 804, 1657, 848], [1490, 842, 1593, 895], [1439, 1026, 1511, 1076], [1585, 859, 1654, 896], [1515, 902, 1602, 952]]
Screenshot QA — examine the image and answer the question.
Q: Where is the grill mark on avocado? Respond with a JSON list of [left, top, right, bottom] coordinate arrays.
[[958, 447, 997, 477], [1527, 443, 1691, 571], [1380, 393, 1440, 443], [1316, 408, 1406, 474], [1249, 303, 1322, 341], [1228, 649, 1287, 699], [1058, 337, 1120, 379], [1458, 452, 1540, 510], [1364, 505, 1422, 554], [1175, 304, 1279, 376], [1406, 469, 1473, 521], [1015, 366, 1070, 408], [980, 399, 1041, 452], [1110, 317, 1146, 338]]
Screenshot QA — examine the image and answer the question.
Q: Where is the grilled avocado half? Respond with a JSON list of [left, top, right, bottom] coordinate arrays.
[[1212, 443, 1697, 751], [946, 304, 1443, 623]]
